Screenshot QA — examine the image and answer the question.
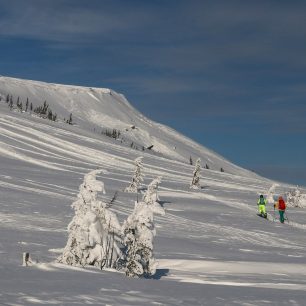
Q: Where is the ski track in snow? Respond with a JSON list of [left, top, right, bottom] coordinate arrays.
[[1, 113, 306, 249], [0, 179, 73, 200], [0, 212, 65, 233], [162, 211, 305, 250]]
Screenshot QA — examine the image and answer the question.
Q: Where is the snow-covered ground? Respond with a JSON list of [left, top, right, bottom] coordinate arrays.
[[1, 77, 306, 305]]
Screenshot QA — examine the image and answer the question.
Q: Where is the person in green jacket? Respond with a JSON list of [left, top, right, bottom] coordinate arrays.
[[257, 194, 267, 218]]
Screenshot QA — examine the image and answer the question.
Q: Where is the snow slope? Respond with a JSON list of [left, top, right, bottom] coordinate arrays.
[[1, 77, 306, 305], [0, 76, 255, 176]]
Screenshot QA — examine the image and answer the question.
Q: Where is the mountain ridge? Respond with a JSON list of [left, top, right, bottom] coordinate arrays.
[[0, 75, 256, 177]]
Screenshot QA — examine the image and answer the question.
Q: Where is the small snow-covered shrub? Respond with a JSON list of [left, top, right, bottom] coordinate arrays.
[[125, 157, 144, 193], [58, 170, 122, 269], [190, 158, 201, 189]]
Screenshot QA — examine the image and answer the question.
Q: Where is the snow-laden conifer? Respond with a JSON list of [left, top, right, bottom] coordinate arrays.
[[266, 183, 278, 204], [58, 169, 122, 269], [125, 157, 144, 193], [143, 176, 165, 216], [122, 201, 158, 278], [190, 158, 201, 189], [122, 177, 164, 277], [286, 186, 306, 208]]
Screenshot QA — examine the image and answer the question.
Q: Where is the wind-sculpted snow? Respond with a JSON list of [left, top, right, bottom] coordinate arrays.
[[1, 83, 306, 305]]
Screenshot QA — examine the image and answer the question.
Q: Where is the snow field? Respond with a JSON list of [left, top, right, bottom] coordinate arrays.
[[1, 79, 306, 305]]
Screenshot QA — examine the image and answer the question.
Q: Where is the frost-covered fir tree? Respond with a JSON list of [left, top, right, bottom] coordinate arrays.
[[122, 201, 158, 278], [125, 157, 144, 193], [58, 169, 122, 269], [286, 186, 305, 207], [266, 183, 278, 204], [142, 176, 165, 216], [190, 158, 201, 189], [122, 177, 165, 277], [301, 194, 306, 208]]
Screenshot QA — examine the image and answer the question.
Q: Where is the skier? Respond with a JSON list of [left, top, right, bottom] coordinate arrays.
[[257, 194, 267, 218], [274, 196, 286, 223]]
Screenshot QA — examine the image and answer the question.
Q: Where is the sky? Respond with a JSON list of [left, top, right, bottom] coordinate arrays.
[[0, 0, 305, 186]]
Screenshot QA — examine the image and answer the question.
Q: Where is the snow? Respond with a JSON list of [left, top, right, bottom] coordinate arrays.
[[0, 75, 257, 175], [1, 76, 306, 305]]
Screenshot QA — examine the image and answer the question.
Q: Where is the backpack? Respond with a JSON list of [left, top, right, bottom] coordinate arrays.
[[279, 199, 286, 210], [259, 197, 266, 205]]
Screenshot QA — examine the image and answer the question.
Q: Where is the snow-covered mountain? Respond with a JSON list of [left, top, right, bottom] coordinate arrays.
[[1, 76, 306, 305], [0, 75, 254, 176]]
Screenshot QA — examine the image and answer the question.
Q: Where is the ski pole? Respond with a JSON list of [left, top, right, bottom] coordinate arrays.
[[285, 211, 289, 223]]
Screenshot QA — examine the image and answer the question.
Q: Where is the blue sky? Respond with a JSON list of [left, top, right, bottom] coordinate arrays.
[[0, 0, 305, 186]]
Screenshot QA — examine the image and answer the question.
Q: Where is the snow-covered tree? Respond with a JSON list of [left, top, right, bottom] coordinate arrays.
[[266, 183, 278, 204], [122, 177, 164, 277], [58, 169, 122, 269], [143, 176, 161, 205], [143, 176, 165, 216], [125, 157, 144, 193], [122, 201, 157, 278], [302, 194, 306, 208], [190, 158, 201, 189], [25, 98, 29, 112], [286, 186, 305, 207]]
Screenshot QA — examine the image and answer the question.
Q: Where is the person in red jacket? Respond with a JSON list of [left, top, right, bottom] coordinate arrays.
[[274, 196, 286, 223]]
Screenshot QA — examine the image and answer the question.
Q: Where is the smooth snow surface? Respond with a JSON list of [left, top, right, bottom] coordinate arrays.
[[1, 76, 306, 305]]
